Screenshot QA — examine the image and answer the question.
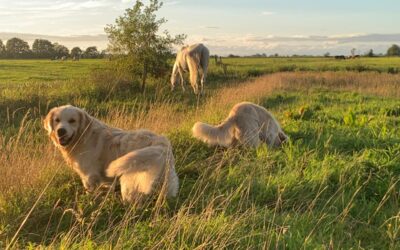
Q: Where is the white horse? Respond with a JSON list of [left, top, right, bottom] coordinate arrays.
[[171, 43, 209, 94]]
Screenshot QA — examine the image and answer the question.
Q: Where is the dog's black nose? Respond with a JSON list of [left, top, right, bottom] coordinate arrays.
[[57, 128, 67, 137]]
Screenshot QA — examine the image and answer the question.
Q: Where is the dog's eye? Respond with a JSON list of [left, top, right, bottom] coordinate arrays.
[[69, 119, 76, 123], [54, 118, 60, 123]]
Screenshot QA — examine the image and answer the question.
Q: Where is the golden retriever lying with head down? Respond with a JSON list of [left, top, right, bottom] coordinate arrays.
[[192, 102, 288, 148], [44, 105, 179, 203]]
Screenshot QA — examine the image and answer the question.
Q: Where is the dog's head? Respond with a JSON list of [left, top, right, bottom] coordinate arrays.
[[274, 131, 289, 147], [43, 105, 91, 148]]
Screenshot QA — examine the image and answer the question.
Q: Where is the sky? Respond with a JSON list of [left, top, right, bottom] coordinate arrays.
[[0, 0, 399, 55]]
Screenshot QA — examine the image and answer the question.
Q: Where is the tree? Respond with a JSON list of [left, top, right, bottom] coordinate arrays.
[[105, 0, 185, 92], [351, 48, 356, 56], [6, 37, 31, 58], [71, 47, 82, 59], [83, 46, 99, 58], [53, 43, 69, 58], [32, 39, 54, 58], [365, 49, 374, 57], [100, 49, 108, 59], [324, 52, 330, 57], [387, 44, 400, 56], [0, 39, 5, 58]]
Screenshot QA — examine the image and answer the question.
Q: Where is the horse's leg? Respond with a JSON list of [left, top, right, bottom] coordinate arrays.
[[179, 69, 185, 92], [200, 53, 209, 95], [193, 69, 199, 94], [200, 68, 207, 94], [192, 82, 198, 95]]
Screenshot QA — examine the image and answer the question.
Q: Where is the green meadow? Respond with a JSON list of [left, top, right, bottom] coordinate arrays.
[[0, 57, 399, 249], [1, 56, 400, 84]]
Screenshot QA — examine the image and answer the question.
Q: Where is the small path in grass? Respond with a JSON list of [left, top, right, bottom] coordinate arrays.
[[137, 71, 400, 134]]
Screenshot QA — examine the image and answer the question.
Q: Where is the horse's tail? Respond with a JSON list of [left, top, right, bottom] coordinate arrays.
[[200, 45, 209, 72], [187, 55, 199, 93]]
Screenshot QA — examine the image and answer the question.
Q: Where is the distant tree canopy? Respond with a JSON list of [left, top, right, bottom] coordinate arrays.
[[71, 47, 82, 58], [32, 39, 54, 58], [53, 43, 69, 58], [249, 53, 267, 58], [351, 48, 356, 56], [366, 49, 375, 57], [387, 44, 400, 56], [0, 37, 105, 59], [0, 39, 5, 57], [83, 46, 99, 59], [1, 36, 399, 60], [105, 0, 185, 92], [6, 37, 31, 58]]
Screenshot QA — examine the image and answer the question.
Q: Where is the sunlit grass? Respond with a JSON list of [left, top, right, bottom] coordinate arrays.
[[0, 60, 399, 248]]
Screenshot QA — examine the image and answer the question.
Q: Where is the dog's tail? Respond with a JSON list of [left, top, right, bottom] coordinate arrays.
[[105, 145, 178, 200], [106, 158, 130, 178], [105, 145, 171, 177], [192, 116, 236, 147]]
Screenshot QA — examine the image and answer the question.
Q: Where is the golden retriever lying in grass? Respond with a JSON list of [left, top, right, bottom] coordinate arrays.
[[44, 105, 179, 203], [192, 102, 288, 148]]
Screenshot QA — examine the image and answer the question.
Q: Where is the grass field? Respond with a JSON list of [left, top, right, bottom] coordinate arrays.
[[0, 58, 399, 249], [1, 57, 400, 84], [0, 60, 106, 84]]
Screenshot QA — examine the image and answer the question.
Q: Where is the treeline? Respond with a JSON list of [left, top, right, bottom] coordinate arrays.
[[0, 37, 107, 59], [225, 44, 400, 58]]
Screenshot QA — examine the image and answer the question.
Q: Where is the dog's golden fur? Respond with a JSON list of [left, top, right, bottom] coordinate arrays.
[[44, 105, 178, 203], [192, 102, 288, 148]]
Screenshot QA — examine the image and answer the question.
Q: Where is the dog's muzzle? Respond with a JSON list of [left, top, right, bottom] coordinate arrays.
[[57, 133, 74, 147]]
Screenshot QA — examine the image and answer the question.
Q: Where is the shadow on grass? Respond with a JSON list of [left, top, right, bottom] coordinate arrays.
[[289, 124, 400, 156], [259, 94, 298, 110], [0, 68, 243, 132]]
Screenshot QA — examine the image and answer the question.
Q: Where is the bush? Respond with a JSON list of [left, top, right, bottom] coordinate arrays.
[[278, 65, 297, 72], [387, 67, 399, 74]]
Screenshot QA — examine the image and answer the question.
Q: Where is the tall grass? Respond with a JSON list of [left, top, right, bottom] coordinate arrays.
[[0, 71, 399, 249]]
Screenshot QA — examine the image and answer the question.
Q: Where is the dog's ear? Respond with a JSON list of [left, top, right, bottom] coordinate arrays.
[[77, 108, 92, 136], [43, 108, 55, 134]]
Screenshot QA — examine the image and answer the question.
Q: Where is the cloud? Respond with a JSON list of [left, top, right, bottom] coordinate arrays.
[[0, 0, 112, 12], [0, 0, 130, 35], [333, 34, 400, 43], [78, 1, 110, 9], [329, 33, 366, 39], [261, 11, 275, 16], [185, 33, 400, 56], [164, 1, 180, 6], [199, 26, 220, 29]]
